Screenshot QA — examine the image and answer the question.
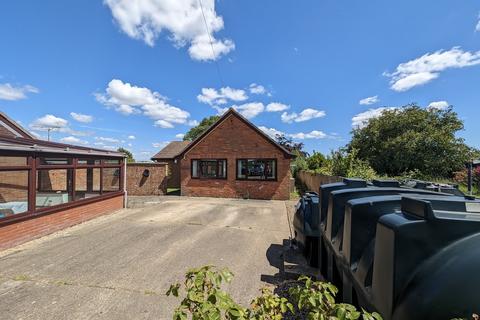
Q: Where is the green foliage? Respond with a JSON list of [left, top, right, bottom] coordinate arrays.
[[289, 276, 381, 320], [167, 266, 383, 320], [348, 105, 475, 178], [184, 116, 220, 141], [306, 152, 326, 171], [250, 287, 293, 320], [117, 147, 135, 163], [166, 265, 248, 320], [291, 150, 308, 177], [275, 134, 306, 156], [307, 148, 378, 180]]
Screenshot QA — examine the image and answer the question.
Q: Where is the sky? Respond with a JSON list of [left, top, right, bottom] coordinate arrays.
[[1, 0, 480, 161]]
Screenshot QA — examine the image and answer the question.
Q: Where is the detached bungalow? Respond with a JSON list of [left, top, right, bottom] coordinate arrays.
[[152, 108, 295, 200]]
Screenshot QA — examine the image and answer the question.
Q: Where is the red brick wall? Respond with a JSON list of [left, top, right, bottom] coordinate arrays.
[[180, 114, 292, 200], [166, 160, 181, 188], [0, 195, 124, 251], [126, 163, 167, 196]]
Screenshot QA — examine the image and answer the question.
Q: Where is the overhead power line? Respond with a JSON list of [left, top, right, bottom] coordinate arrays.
[[198, 0, 225, 87]]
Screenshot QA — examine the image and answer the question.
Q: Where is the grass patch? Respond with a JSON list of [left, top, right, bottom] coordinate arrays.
[[13, 275, 30, 281], [167, 188, 181, 195]]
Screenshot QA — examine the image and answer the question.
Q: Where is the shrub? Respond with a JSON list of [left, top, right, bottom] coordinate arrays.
[[167, 265, 382, 320]]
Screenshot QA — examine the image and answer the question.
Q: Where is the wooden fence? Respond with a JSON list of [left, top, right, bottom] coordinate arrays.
[[296, 171, 342, 193]]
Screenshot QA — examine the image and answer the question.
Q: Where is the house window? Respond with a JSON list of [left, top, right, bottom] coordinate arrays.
[[237, 159, 276, 180], [192, 160, 227, 179]]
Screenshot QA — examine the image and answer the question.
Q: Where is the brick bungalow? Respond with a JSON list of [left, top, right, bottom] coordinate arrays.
[[152, 108, 295, 200], [0, 112, 125, 250]]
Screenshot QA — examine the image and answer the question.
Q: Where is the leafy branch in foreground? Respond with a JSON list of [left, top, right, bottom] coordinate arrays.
[[166, 265, 382, 320]]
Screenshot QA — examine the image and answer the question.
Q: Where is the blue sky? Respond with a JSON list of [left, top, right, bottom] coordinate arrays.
[[1, 0, 480, 160]]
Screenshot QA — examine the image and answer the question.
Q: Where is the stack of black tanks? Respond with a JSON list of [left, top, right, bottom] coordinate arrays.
[[293, 178, 480, 320]]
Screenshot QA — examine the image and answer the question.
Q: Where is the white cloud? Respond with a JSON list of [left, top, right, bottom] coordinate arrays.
[[197, 86, 248, 105], [96, 79, 190, 128], [95, 136, 120, 143], [427, 100, 449, 110], [104, 0, 234, 61], [359, 95, 379, 105], [154, 119, 174, 128], [30, 115, 68, 130], [476, 13, 480, 32], [249, 83, 270, 96], [60, 136, 89, 145], [351, 107, 397, 128], [128, 135, 136, 140], [266, 102, 289, 112], [188, 119, 199, 126], [175, 133, 185, 139], [259, 126, 328, 140], [70, 112, 93, 123], [281, 108, 326, 123], [289, 130, 327, 139], [0, 83, 39, 101], [232, 102, 265, 119], [259, 126, 285, 138], [152, 141, 169, 149], [385, 47, 480, 91]]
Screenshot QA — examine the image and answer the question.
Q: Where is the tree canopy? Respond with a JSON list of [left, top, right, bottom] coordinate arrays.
[[117, 147, 135, 163], [348, 105, 475, 178], [275, 134, 306, 156], [183, 115, 220, 141]]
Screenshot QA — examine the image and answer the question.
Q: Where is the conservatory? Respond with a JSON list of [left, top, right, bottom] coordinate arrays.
[[0, 112, 125, 232]]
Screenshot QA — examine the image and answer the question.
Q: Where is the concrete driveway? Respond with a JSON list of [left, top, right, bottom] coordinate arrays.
[[0, 196, 292, 319]]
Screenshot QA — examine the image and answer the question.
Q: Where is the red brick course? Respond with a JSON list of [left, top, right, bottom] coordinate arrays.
[[180, 114, 292, 200], [0, 194, 124, 251]]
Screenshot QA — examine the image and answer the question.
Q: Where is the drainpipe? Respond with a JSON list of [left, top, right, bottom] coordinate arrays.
[[467, 160, 473, 195], [124, 157, 128, 208]]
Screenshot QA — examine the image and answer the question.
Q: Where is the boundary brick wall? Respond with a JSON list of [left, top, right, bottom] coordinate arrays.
[[0, 194, 124, 251], [126, 163, 168, 196], [180, 114, 292, 200]]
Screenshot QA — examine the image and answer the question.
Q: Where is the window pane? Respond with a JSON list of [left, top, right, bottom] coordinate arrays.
[[104, 159, 121, 164], [192, 160, 198, 178], [219, 160, 226, 178], [265, 160, 276, 180], [40, 157, 72, 165], [75, 168, 101, 200], [103, 168, 120, 192], [36, 169, 73, 208], [0, 171, 29, 218], [200, 161, 218, 178], [247, 160, 265, 180], [0, 156, 27, 166], [78, 159, 101, 165], [237, 160, 247, 179]]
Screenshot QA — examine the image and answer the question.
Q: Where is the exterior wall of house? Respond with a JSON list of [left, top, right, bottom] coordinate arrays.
[[126, 163, 168, 196], [180, 114, 292, 200], [0, 194, 124, 251], [165, 160, 181, 189]]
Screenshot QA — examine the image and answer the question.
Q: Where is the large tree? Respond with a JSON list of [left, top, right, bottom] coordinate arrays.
[[348, 105, 475, 178], [117, 147, 135, 163], [183, 115, 220, 141]]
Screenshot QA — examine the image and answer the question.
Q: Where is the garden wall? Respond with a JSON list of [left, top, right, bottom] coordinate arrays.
[[126, 163, 168, 196], [296, 171, 342, 193]]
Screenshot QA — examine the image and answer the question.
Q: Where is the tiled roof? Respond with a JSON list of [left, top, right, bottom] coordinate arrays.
[[151, 141, 190, 160]]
